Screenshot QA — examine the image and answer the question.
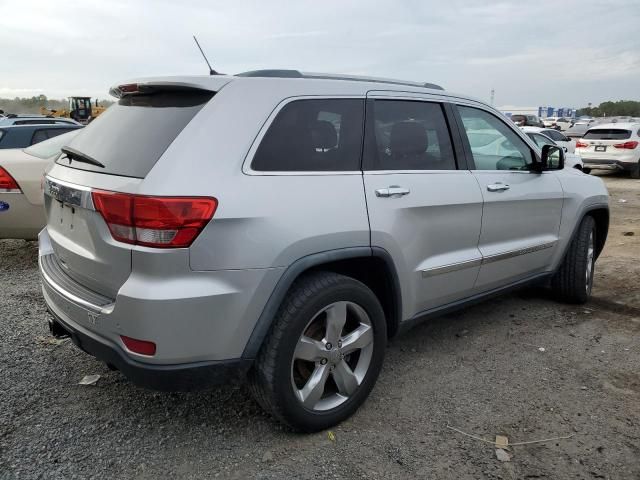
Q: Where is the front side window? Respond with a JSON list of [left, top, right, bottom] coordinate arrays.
[[364, 100, 456, 171], [458, 106, 533, 171], [251, 99, 364, 172]]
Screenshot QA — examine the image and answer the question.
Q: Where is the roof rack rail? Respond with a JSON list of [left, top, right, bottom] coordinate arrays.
[[234, 69, 444, 90], [236, 69, 303, 78]]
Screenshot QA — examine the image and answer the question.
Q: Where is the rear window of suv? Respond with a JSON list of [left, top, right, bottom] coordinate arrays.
[[583, 129, 631, 140], [57, 90, 214, 178]]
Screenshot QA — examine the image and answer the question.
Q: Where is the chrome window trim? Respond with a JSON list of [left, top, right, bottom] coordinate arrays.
[[44, 176, 95, 210], [364, 170, 472, 175], [242, 95, 366, 176]]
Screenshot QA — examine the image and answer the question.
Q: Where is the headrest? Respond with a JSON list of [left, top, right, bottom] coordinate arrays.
[[390, 121, 428, 156], [311, 120, 338, 149]]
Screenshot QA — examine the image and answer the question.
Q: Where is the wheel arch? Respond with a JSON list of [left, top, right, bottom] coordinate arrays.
[[241, 247, 402, 360], [586, 206, 609, 259]]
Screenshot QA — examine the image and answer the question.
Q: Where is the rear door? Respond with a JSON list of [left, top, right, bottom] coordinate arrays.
[[454, 104, 564, 292], [43, 86, 218, 298], [362, 95, 484, 317]]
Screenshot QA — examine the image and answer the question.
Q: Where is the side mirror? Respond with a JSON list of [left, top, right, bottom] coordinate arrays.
[[541, 144, 565, 170], [563, 146, 568, 153]]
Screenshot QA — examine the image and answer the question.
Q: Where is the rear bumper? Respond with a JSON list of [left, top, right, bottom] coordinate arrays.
[[582, 159, 637, 172], [47, 307, 252, 391]]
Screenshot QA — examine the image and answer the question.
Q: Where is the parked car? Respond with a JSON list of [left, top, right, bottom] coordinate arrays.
[[542, 117, 573, 131], [0, 124, 83, 150], [0, 130, 81, 239], [521, 126, 576, 153], [40, 71, 609, 431], [0, 114, 80, 126], [564, 123, 591, 140], [521, 127, 584, 170], [510, 114, 545, 128], [576, 122, 640, 178]]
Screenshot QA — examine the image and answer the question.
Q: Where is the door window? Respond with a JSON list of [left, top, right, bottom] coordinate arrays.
[[458, 106, 534, 171], [364, 100, 456, 170], [251, 99, 364, 172], [542, 129, 566, 142]]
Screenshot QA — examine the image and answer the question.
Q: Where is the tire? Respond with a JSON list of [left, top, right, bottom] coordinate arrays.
[[630, 161, 640, 179], [249, 271, 387, 432], [552, 215, 596, 304]]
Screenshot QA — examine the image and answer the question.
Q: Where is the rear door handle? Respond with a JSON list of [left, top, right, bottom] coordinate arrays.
[[487, 183, 510, 192], [375, 186, 411, 198]]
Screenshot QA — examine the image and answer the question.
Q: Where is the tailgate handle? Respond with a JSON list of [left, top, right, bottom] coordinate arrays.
[[375, 186, 410, 198]]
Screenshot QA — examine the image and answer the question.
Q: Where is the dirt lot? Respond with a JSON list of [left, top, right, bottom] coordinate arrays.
[[1, 173, 638, 480]]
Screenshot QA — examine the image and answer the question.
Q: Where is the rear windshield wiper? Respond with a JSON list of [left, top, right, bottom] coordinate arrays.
[[61, 146, 105, 168]]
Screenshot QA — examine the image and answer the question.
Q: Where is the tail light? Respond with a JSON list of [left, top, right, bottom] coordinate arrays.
[[0, 167, 20, 192], [613, 141, 638, 149], [575, 141, 589, 148], [91, 190, 217, 248]]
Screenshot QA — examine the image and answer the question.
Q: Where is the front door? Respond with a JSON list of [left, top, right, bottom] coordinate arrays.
[[455, 104, 564, 292], [362, 97, 484, 318]]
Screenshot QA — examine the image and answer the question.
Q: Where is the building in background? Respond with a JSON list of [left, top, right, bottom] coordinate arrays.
[[498, 105, 576, 119]]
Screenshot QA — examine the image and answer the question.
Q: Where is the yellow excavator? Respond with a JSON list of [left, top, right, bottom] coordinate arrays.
[[40, 97, 106, 124]]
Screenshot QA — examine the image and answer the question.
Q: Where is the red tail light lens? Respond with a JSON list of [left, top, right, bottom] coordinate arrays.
[[121, 335, 156, 356], [91, 190, 217, 248], [613, 141, 638, 149], [575, 141, 589, 148], [0, 167, 20, 192]]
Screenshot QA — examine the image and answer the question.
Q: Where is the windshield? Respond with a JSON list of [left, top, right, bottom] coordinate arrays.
[[583, 129, 631, 140], [56, 89, 214, 178], [24, 129, 82, 159]]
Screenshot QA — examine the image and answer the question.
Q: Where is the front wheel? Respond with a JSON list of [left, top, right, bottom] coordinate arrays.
[[552, 216, 596, 304], [249, 271, 387, 432]]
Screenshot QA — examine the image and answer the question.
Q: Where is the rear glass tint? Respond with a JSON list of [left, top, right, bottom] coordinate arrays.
[[583, 129, 631, 140], [57, 90, 214, 178]]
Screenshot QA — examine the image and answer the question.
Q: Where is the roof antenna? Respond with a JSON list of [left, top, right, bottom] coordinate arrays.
[[193, 35, 217, 75]]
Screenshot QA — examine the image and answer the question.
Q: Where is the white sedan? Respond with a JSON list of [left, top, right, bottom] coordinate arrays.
[[521, 126, 576, 153], [0, 129, 80, 239]]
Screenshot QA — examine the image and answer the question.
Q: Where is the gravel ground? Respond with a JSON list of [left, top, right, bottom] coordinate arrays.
[[1, 173, 639, 480]]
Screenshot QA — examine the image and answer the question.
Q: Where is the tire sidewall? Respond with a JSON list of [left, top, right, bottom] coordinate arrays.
[[272, 277, 387, 431]]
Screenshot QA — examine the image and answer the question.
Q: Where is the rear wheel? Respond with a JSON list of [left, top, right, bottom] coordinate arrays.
[[630, 161, 640, 179], [249, 271, 386, 432], [552, 216, 596, 304]]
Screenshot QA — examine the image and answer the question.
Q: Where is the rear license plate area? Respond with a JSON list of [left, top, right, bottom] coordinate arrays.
[[595, 146, 607, 152]]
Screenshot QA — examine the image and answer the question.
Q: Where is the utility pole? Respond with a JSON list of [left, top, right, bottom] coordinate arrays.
[[490, 88, 495, 106]]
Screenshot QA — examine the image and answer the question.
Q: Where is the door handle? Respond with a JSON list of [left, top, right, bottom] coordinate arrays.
[[487, 183, 510, 192], [375, 186, 411, 198]]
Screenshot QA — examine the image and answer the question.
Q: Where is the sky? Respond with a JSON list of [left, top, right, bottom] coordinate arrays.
[[1, 0, 639, 108]]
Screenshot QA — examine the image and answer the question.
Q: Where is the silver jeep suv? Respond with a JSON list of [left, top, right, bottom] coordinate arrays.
[[40, 70, 609, 431]]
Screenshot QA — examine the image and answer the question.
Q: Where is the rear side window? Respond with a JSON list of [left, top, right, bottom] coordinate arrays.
[[252, 99, 364, 172], [364, 100, 456, 171], [31, 129, 50, 144], [57, 90, 214, 178], [542, 129, 565, 141], [583, 129, 631, 140], [25, 129, 81, 159]]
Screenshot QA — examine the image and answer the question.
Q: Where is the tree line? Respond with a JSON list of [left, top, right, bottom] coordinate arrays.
[[577, 100, 640, 118], [0, 95, 113, 115]]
